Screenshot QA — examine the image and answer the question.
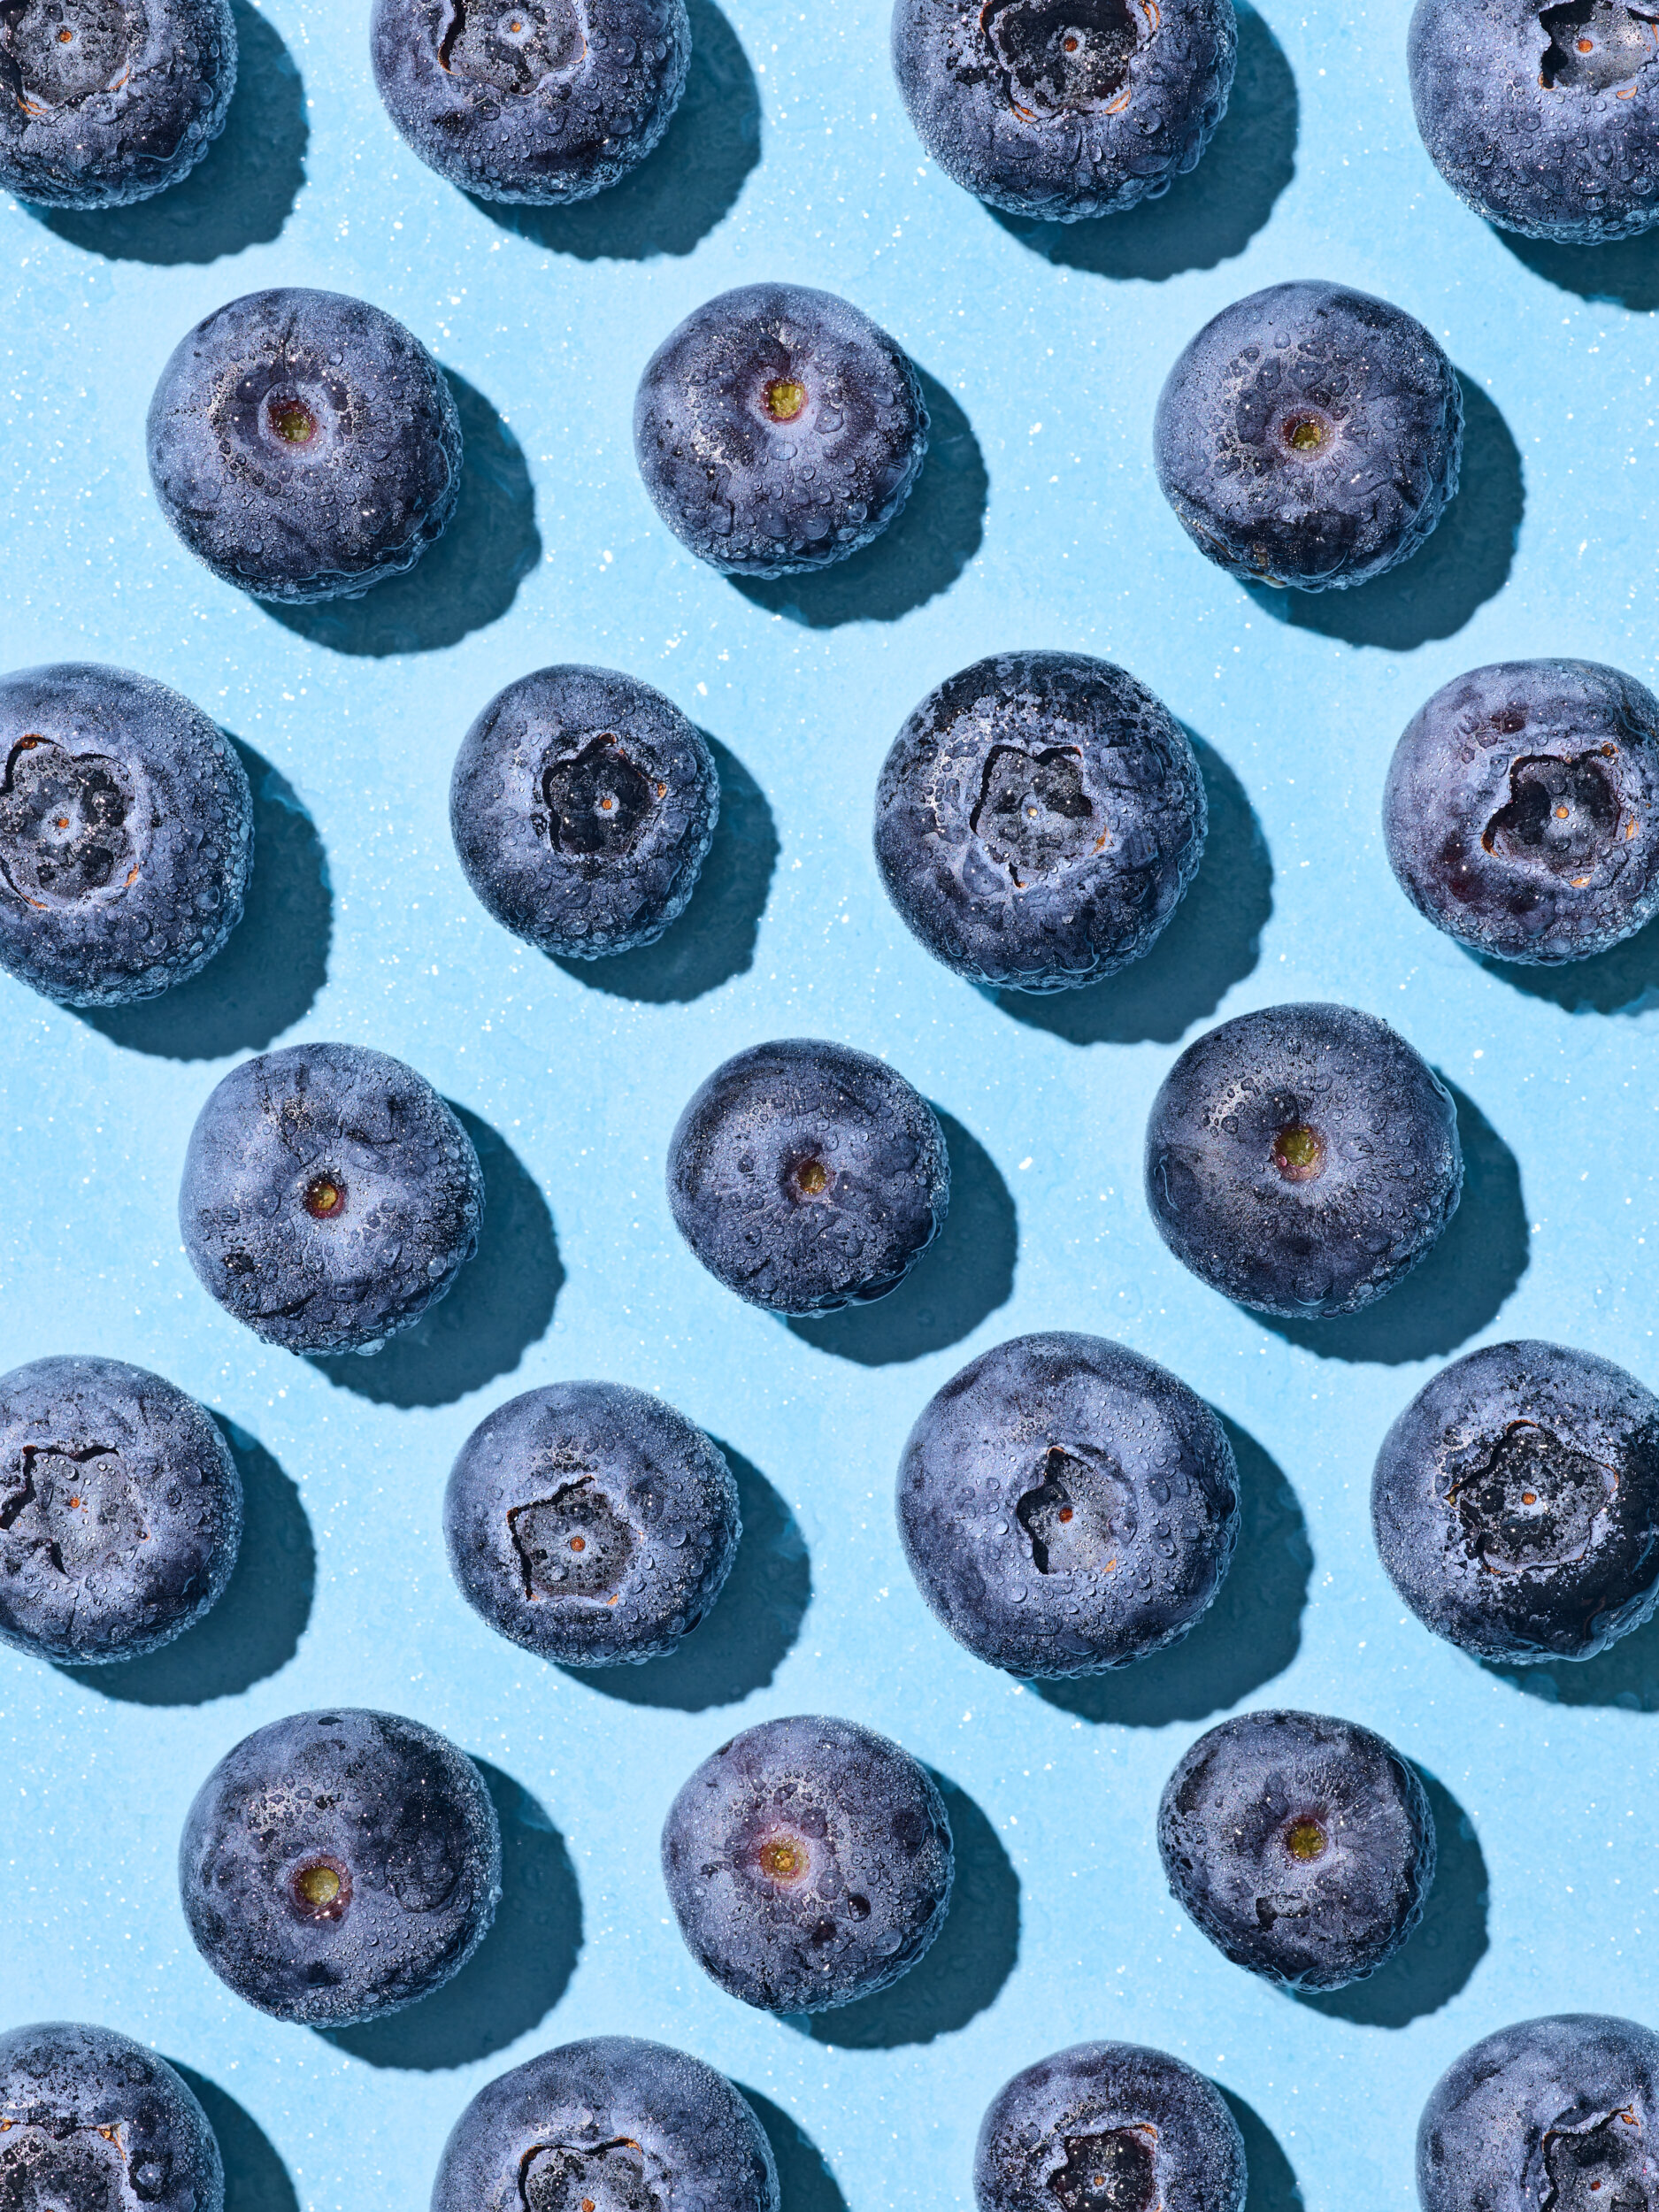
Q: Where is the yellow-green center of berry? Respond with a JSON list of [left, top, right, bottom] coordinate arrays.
[[269, 396, 318, 445], [304, 1175, 344, 1219], [795, 1158, 829, 1196], [759, 1838, 807, 1881], [1272, 1123, 1325, 1184], [764, 378, 806, 423], [1286, 1816, 1328, 1863], [1284, 414, 1326, 453]]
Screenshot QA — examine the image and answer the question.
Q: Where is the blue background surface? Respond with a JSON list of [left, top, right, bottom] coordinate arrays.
[[4, 2, 1659, 2206]]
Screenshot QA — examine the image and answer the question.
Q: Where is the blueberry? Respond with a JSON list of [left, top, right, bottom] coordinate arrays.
[[0, 663, 252, 1008], [371, 0, 689, 206], [873, 650, 1207, 993], [179, 1042, 485, 1356], [0, 0, 235, 211], [1419, 2015, 1659, 2212], [0, 2020, 224, 2212], [179, 1708, 501, 2027], [449, 664, 718, 960], [897, 1332, 1239, 1679], [665, 1038, 949, 1315], [660, 1714, 953, 2013], [975, 2040, 1247, 2212], [1154, 281, 1463, 592], [1144, 1002, 1463, 1319], [147, 288, 463, 604], [892, 0, 1236, 222], [1156, 1709, 1437, 1992], [634, 284, 928, 578], [431, 2036, 779, 2212], [1384, 659, 1659, 967]]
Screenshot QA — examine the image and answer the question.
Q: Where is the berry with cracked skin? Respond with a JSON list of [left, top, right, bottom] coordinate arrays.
[[873, 650, 1207, 993], [1372, 1339, 1659, 1666], [660, 1714, 953, 2013], [1385, 658, 1659, 967], [0, 1355, 242, 1667], [1144, 1001, 1463, 1319], [892, 0, 1236, 222], [179, 1708, 502, 2028], [666, 1038, 949, 1316], [179, 1041, 485, 1357], [430, 2037, 780, 2212], [1154, 280, 1463, 592], [634, 284, 928, 578], [444, 1381, 741, 1667], [147, 288, 463, 604], [0, 663, 252, 1008], [0, 2020, 224, 2212], [449, 664, 718, 960], [897, 1332, 1240, 1679], [370, 0, 689, 206], [1157, 1709, 1437, 1992]]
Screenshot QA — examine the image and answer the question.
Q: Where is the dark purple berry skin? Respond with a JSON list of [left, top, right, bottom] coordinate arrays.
[[897, 1333, 1239, 1679], [1384, 659, 1659, 967], [892, 0, 1236, 222], [873, 651, 1207, 994], [0, 2022, 224, 2212], [179, 1709, 502, 2029], [975, 2041, 1247, 2212], [1154, 280, 1463, 592], [1157, 1709, 1437, 1993], [1144, 1002, 1463, 1319], [1372, 1340, 1659, 1667], [634, 284, 928, 578], [660, 1715, 953, 2014]]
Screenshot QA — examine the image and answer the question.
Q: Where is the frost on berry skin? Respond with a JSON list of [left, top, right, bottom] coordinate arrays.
[[0, 2021, 225, 2212], [1157, 1709, 1438, 1993], [449, 664, 718, 961], [1144, 1002, 1463, 1320], [974, 2041, 1248, 2212], [1154, 280, 1463, 592], [665, 1039, 950, 1316], [179, 1042, 485, 1357], [634, 284, 929, 579], [660, 1715, 954, 2014], [370, 0, 689, 206], [873, 650, 1207, 994], [0, 664, 252, 1009], [897, 1333, 1239, 1680], [146, 288, 463, 605], [1384, 659, 1659, 968], [179, 1709, 502, 2029], [892, 0, 1237, 223]]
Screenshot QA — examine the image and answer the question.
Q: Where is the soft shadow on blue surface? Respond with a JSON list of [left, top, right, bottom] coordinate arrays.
[[1220, 2088, 1305, 2212], [1475, 921, 1659, 1018], [1484, 1601, 1659, 1711], [1497, 223, 1659, 312], [739, 2087, 850, 2212], [165, 2063, 299, 2212]]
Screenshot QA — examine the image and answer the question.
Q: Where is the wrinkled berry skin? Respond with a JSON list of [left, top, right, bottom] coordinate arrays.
[[975, 2041, 1247, 2212], [1158, 1709, 1437, 1992], [444, 1382, 741, 1667], [892, 0, 1235, 222], [666, 1039, 949, 1316], [180, 1042, 485, 1357], [0, 1356, 241, 1667], [1145, 1002, 1463, 1319], [661, 1715, 954, 2014], [431, 2037, 780, 2212], [371, 0, 688, 205], [0, 0, 234, 211], [1419, 2015, 1659, 2212], [1155, 281, 1463, 592], [147, 288, 463, 604], [1373, 1340, 1659, 1666], [1385, 659, 1659, 967], [634, 284, 928, 578], [897, 1333, 1239, 1679], [0, 663, 252, 1009], [0, 2022, 224, 2212], [180, 1708, 502, 2028], [874, 651, 1206, 993], [449, 664, 718, 960]]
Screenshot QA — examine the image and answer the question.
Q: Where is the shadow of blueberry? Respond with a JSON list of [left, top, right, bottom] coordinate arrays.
[[1483, 1599, 1659, 1711], [736, 2087, 849, 2212], [1497, 222, 1659, 313], [79, 742, 331, 1062], [1473, 919, 1659, 1018], [1218, 2088, 1305, 2212], [995, 736, 1271, 1048], [163, 2063, 299, 2212]]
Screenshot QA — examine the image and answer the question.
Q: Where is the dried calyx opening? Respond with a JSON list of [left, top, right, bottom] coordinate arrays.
[[1271, 1121, 1325, 1185], [1448, 1419, 1619, 1575], [1540, 0, 1659, 92], [756, 1831, 811, 1883], [764, 376, 807, 423], [1540, 2106, 1649, 2210], [541, 735, 656, 858], [1017, 1445, 1136, 1574], [1, 1440, 133, 1578], [1280, 411, 1329, 454], [0, 736, 137, 910], [303, 1173, 346, 1221], [509, 1476, 635, 1601], [972, 742, 1099, 886], [1482, 749, 1626, 882], [793, 1156, 831, 1199], [0, 1, 132, 113], [1285, 1815, 1328, 1863], [266, 393, 319, 447], [1049, 2124, 1158, 2212], [291, 1856, 351, 1922], [980, 0, 1157, 119], [520, 2138, 661, 2212], [439, 0, 586, 94]]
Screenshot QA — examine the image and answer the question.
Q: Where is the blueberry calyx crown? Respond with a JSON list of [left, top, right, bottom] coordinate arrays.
[[0, 3, 133, 116], [1539, 1, 1659, 95], [764, 376, 807, 423], [1049, 2125, 1158, 2212], [1016, 1444, 1136, 1575], [508, 1478, 635, 1603], [1445, 1418, 1618, 1575], [267, 394, 321, 448], [981, 0, 1157, 122], [1480, 748, 1629, 888], [0, 735, 139, 910], [291, 1855, 351, 1921], [303, 1173, 346, 1220], [1284, 1816, 1328, 1863], [438, 2, 587, 95], [1540, 2105, 1651, 2207], [522, 2139, 660, 2212], [539, 736, 659, 858], [1282, 411, 1329, 454], [1271, 1120, 1325, 1184], [970, 742, 1101, 887]]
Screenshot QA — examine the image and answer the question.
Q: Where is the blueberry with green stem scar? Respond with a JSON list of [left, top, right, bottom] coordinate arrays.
[[0, 2022, 225, 2212]]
